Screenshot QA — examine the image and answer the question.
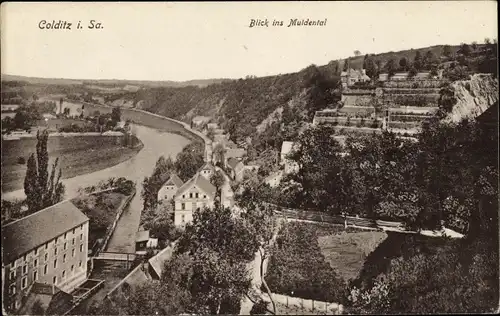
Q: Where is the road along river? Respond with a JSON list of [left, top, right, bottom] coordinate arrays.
[[2, 104, 202, 253]]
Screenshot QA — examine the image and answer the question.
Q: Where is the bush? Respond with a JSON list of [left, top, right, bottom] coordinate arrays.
[[250, 300, 270, 315], [17, 156, 26, 165]]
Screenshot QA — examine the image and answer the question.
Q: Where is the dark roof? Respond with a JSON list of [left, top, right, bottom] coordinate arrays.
[[2, 200, 89, 264], [476, 102, 498, 127], [163, 173, 184, 188]]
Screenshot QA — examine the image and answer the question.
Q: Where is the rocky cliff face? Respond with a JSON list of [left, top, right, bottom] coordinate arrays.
[[445, 74, 499, 123]]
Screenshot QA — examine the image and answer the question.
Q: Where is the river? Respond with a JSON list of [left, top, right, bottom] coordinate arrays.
[[3, 123, 191, 253]]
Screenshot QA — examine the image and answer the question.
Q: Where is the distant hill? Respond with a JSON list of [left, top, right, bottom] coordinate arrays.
[[0, 74, 233, 88]]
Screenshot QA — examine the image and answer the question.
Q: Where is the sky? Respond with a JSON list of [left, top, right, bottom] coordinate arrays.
[[1, 1, 498, 81]]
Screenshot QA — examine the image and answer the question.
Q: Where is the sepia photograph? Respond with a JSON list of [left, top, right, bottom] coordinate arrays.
[[1, 1, 498, 315]]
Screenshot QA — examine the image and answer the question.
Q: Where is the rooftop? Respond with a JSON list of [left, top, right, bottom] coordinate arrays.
[[175, 172, 217, 200], [162, 173, 184, 188], [2, 200, 89, 264], [148, 244, 175, 278], [281, 141, 295, 155], [136, 230, 150, 243]]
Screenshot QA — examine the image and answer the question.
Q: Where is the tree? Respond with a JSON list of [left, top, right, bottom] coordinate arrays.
[[398, 57, 409, 71], [175, 141, 205, 181], [423, 50, 436, 70], [354, 50, 362, 57], [385, 59, 397, 78], [24, 130, 65, 212], [141, 156, 175, 210], [213, 143, 226, 167], [413, 51, 423, 71], [442, 45, 452, 58], [210, 170, 225, 205], [242, 203, 280, 315], [364, 57, 378, 80], [111, 106, 121, 125], [408, 66, 418, 78], [284, 125, 349, 213], [174, 206, 258, 314], [207, 128, 215, 141], [343, 58, 350, 71], [458, 43, 471, 57]]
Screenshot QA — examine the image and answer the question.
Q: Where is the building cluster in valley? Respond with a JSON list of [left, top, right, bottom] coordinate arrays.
[[314, 68, 449, 135], [2, 201, 100, 315]]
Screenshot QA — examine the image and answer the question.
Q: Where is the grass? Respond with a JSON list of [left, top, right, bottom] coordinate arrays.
[[1, 135, 143, 192], [317, 231, 387, 282], [71, 192, 128, 249]]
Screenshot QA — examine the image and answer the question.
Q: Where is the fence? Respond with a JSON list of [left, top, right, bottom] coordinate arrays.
[[98, 189, 136, 255], [261, 292, 344, 315]]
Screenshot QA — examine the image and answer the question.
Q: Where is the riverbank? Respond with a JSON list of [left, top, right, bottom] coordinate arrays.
[[2, 131, 125, 141], [1, 135, 143, 193]]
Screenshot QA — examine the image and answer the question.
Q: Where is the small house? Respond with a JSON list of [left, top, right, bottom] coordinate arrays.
[[341, 68, 371, 88], [135, 230, 150, 253], [157, 174, 184, 203]]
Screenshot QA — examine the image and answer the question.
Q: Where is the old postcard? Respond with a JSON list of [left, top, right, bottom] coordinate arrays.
[[1, 1, 498, 315]]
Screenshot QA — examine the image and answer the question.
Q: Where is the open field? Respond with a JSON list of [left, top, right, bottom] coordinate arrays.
[[318, 231, 388, 282], [1, 135, 143, 192]]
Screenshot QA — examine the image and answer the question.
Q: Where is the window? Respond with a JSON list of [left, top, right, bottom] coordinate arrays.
[[80, 224, 83, 230], [72, 249, 75, 257], [195, 193, 199, 198], [34, 247, 38, 256], [21, 277, 27, 289], [23, 254, 27, 262], [80, 244, 84, 252], [54, 248, 58, 255], [45, 253, 48, 262], [44, 265, 48, 275], [33, 271, 38, 281], [56, 237, 58, 244], [22, 265, 28, 275], [63, 254, 66, 263], [72, 238, 75, 245], [71, 265, 74, 273], [53, 259, 57, 269], [73, 228, 75, 234], [189, 193, 193, 198], [10, 270, 16, 280], [53, 276, 57, 284], [80, 234, 83, 241], [203, 195, 207, 198], [64, 243, 67, 250], [10, 284, 16, 295], [62, 270, 66, 279], [45, 243, 48, 250], [182, 194, 185, 199], [181, 203, 185, 210], [181, 214, 185, 223], [79, 261, 82, 267], [64, 233, 67, 239], [34, 259, 38, 267]]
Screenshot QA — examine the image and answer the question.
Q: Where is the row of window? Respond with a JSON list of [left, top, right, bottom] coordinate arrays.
[[10, 244, 84, 280], [181, 192, 207, 199], [14, 226, 85, 268], [10, 261, 83, 294]]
